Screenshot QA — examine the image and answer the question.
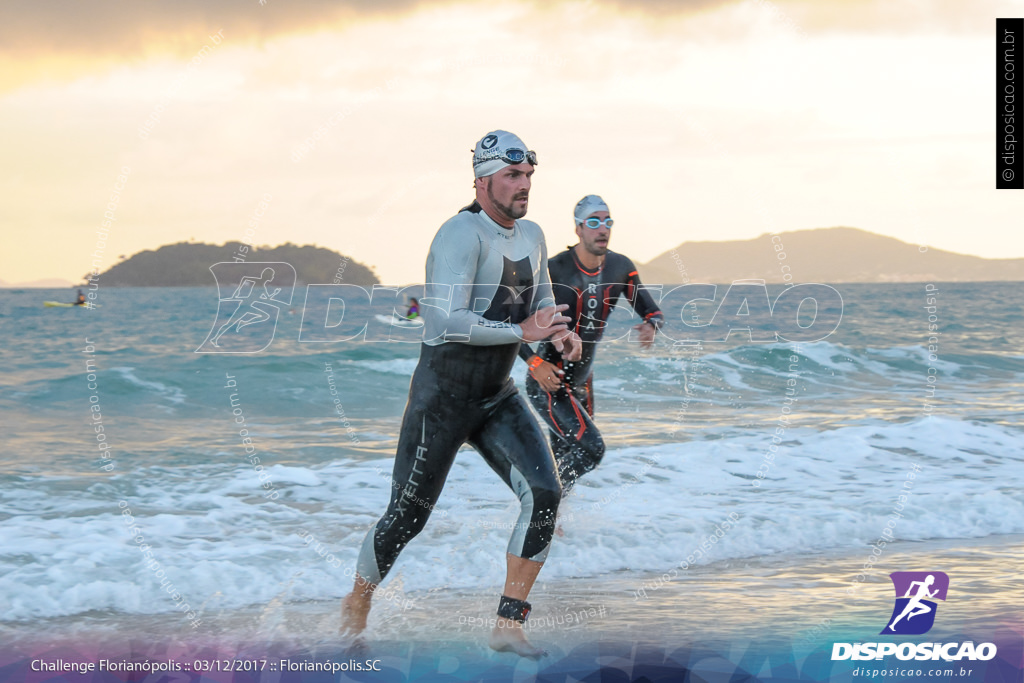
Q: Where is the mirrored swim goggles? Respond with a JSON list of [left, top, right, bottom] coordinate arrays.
[[582, 217, 613, 229], [499, 148, 538, 166]]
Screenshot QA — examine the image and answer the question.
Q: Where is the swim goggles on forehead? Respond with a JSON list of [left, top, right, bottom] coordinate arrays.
[[582, 217, 613, 229], [500, 148, 538, 166]]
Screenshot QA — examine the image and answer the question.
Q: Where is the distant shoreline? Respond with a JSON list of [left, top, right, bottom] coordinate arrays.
[[10, 227, 1024, 287], [4, 279, 1022, 289]]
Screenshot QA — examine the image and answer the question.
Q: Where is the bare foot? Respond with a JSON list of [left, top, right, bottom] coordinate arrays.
[[489, 617, 547, 659], [340, 590, 372, 636]]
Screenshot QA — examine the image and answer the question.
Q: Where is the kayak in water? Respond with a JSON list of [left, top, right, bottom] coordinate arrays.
[[45, 289, 89, 307]]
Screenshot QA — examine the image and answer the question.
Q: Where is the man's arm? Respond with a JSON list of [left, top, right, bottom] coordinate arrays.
[[531, 232, 581, 361], [518, 247, 578, 364], [527, 231, 557, 317], [623, 259, 664, 326], [619, 258, 663, 347], [423, 219, 571, 347], [520, 340, 563, 392]]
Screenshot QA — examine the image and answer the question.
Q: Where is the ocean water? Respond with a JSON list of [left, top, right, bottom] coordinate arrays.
[[1, 282, 1022, 632]]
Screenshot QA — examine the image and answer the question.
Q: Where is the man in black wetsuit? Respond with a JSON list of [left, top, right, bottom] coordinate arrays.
[[519, 195, 663, 492], [340, 130, 581, 658]]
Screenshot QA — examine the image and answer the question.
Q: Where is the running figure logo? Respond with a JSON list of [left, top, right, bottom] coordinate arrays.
[[196, 262, 295, 353], [881, 571, 949, 635]]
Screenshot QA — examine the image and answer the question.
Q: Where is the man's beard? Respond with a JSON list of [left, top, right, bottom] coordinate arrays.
[[488, 181, 528, 220], [583, 238, 609, 256]]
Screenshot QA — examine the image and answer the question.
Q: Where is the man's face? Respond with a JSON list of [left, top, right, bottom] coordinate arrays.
[[481, 163, 533, 222], [576, 210, 611, 257]]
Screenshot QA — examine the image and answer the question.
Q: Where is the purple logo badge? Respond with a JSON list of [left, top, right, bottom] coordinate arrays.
[[881, 571, 949, 635]]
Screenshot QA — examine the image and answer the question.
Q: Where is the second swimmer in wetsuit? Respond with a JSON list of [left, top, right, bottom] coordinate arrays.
[[340, 130, 581, 659], [520, 195, 663, 492]]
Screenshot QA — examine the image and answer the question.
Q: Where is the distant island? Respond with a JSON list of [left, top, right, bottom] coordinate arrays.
[[85, 241, 379, 287], [5, 228, 1020, 289], [638, 227, 1024, 284]]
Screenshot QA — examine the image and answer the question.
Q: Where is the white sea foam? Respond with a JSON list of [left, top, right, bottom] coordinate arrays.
[[110, 366, 187, 404], [3, 417, 1021, 621]]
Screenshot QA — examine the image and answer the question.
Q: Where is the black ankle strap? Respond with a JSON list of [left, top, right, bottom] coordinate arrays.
[[497, 595, 532, 623]]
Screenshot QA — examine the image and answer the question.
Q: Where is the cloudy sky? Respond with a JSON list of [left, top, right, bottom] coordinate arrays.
[[1, 0, 1018, 285]]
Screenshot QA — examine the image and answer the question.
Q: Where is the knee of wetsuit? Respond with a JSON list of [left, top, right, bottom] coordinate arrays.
[[510, 476, 561, 560], [531, 477, 562, 518], [579, 432, 606, 473], [404, 512, 431, 540], [530, 482, 562, 537], [380, 506, 432, 546]]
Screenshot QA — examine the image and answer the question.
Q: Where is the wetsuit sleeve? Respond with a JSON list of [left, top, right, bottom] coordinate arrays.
[[423, 219, 525, 345], [528, 226, 557, 316], [623, 258, 664, 328], [518, 343, 537, 362]]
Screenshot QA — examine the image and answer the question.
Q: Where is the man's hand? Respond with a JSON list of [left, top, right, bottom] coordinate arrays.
[[528, 358, 564, 392], [556, 331, 582, 362], [519, 304, 570, 342], [633, 321, 657, 349]]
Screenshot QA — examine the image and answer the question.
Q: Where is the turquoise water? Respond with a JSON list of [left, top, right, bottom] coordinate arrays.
[[1, 283, 1022, 626]]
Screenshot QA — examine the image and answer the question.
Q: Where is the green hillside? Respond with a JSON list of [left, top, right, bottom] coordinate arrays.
[[88, 242, 378, 287]]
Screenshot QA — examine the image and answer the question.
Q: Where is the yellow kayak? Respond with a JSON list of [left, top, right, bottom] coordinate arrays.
[[43, 301, 81, 308]]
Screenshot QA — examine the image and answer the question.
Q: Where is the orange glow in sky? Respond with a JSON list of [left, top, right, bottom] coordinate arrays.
[[1, 0, 1020, 285]]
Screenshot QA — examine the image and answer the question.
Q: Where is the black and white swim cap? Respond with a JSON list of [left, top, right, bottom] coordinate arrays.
[[472, 130, 537, 178]]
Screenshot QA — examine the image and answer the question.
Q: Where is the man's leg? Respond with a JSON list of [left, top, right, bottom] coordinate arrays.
[[469, 391, 561, 658], [525, 376, 605, 493], [341, 386, 474, 635], [499, 552, 544, 644]]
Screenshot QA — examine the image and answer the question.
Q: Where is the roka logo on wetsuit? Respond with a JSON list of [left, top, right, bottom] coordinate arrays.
[[578, 282, 607, 334]]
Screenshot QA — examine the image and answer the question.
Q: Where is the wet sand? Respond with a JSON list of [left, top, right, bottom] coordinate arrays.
[[3, 534, 1021, 658]]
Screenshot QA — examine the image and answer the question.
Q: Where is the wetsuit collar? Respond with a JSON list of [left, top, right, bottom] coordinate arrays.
[[570, 243, 604, 275], [462, 200, 516, 235]]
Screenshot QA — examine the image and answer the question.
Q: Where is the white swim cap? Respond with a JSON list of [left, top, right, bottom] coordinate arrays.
[[472, 130, 537, 178], [574, 195, 610, 225]]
